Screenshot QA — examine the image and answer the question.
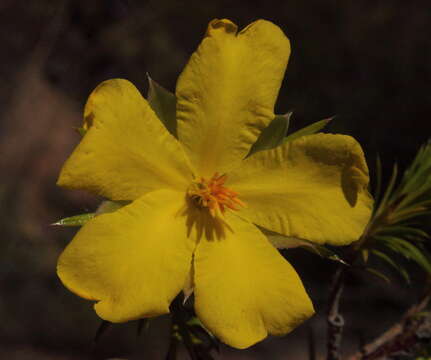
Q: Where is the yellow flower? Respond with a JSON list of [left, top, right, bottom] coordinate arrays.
[[56, 19, 373, 349]]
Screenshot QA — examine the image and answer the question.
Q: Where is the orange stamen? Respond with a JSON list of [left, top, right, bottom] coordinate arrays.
[[188, 173, 246, 217]]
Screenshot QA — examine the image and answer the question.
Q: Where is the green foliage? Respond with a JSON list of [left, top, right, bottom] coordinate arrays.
[[52, 213, 95, 226], [361, 140, 431, 282], [96, 200, 130, 214], [261, 226, 348, 265], [168, 295, 219, 360], [284, 117, 333, 143], [296, 240, 348, 265], [76, 127, 87, 136], [53, 200, 130, 227], [147, 74, 177, 137], [248, 112, 291, 155]]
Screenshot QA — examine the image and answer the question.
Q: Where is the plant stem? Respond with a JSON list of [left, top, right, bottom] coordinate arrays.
[[326, 264, 347, 360], [347, 289, 431, 360]]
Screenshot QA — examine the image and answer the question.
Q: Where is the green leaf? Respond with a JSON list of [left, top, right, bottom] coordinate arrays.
[[373, 155, 383, 209], [376, 225, 430, 240], [94, 320, 111, 343], [361, 249, 369, 263], [371, 249, 411, 283], [305, 244, 348, 265], [76, 127, 87, 136], [284, 116, 333, 143], [52, 213, 95, 227], [248, 112, 291, 155], [377, 236, 431, 273], [399, 140, 431, 195], [374, 163, 398, 218], [147, 74, 177, 137], [166, 337, 179, 360], [391, 209, 431, 223], [53, 200, 130, 227], [96, 200, 130, 214], [366, 267, 391, 283], [137, 318, 150, 336], [262, 227, 348, 265]]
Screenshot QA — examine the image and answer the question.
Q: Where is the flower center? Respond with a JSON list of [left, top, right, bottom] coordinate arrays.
[[187, 173, 245, 217]]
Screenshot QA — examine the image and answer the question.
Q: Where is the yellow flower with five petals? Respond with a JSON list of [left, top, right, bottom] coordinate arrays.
[[57, 18, 373, 349]]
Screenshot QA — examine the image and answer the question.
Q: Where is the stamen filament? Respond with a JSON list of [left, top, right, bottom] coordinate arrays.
[[188, 173, 246, 217]]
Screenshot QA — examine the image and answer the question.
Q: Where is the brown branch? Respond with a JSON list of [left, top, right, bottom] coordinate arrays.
[[347, 290, 431, 360], [326, 265, 347, 360]]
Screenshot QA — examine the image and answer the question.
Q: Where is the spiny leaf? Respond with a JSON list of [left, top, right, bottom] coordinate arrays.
[[147, 74, 177, 137], [284, 116, 333, 143], [52, 213, 95, 227], [248, 112, 291, 155]]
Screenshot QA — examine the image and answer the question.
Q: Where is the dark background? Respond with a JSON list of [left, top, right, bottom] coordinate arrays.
[[0, 1, 430, 359]]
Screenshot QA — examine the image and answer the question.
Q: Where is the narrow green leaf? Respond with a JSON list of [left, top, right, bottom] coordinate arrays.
[[376, 226, 430, 240], [137, 318, 149, 336], [189, 325, 220, 354], [377, 236, 431, 273], [248, 112, 291, 155], [96, 200, 130, 214], [366, 267, 391, 283], [309, 245, 348, 265], [374, 163, 398, 218], [177, 322, 198, 360], [296, 241, 348, 265], [265, 230, 348, 265], [53, 200, 129, 227], [76, 127, 87, 136], [284, 116, 333, 143], [400, 141, 431, 195], [361, 249, 369, 263], [407, 199, 431, 210], [397, 183, 430, 210], [94, 320, 111, 343], [390, 209, 431, 223], [52, 213, 95, 227], [373, 155, 383, 212], [371, 249, 411, 283], [147, 74, 177, 137], [166, 338, 179, 360]]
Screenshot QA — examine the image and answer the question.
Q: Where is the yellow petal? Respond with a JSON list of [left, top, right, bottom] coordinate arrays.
[[176, 19, 291, 177], [228, 133, 373, 246], [193, 213, 314, 349], [57, 189, 195, 322], [58, 79, 193, 201]]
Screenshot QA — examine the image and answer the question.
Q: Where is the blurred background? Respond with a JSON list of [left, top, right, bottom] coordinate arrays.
[[0, 0, 430, 359]]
